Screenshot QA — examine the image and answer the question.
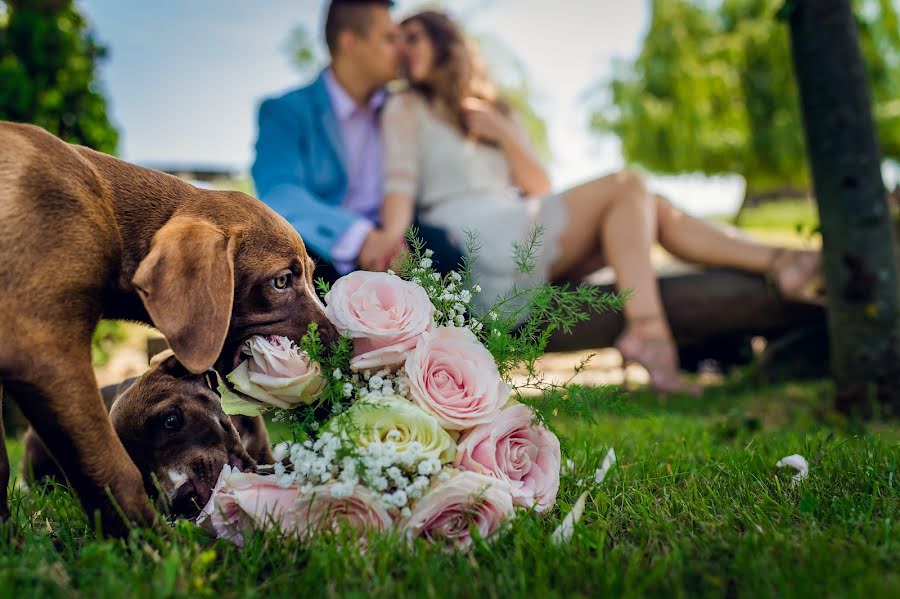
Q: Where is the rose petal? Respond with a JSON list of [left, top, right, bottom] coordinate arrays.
[[593, 448, 616, 484], [776, 453, 809, 486], [551, 491, 588, 545]]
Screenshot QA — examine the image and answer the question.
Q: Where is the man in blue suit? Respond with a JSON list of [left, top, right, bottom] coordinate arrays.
[[251, 0, 462, 283]]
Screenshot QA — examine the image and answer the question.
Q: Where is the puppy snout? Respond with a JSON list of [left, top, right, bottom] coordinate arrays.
[[316, 317, 340, 350], [171, 480, 205, 517]]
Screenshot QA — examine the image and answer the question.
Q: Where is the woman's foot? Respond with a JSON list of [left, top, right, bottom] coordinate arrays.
[[768, 248, 824, 305], [615, 316, 702, 396]]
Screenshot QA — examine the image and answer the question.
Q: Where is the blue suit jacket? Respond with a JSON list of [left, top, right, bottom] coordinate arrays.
[[251, 70, 355, 261]]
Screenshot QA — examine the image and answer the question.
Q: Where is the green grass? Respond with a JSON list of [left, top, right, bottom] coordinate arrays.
[[2, 380, 898, 598], [713, 198, 820, 235]]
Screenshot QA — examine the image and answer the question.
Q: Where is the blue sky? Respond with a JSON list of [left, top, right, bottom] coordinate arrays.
[[71, 1, 792, 215]]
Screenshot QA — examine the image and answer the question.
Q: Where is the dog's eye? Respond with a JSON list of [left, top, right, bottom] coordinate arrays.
[[271, 274, 291, 290], [162, 411, 182, 431]]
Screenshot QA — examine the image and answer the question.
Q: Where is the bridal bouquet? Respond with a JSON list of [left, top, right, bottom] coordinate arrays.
[[201, 234, 619, 550]]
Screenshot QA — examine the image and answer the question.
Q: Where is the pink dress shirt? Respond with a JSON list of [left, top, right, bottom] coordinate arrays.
[[324, 69, 387, 273]]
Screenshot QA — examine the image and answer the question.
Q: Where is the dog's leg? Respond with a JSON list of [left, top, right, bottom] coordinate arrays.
[[0, 385, 9, 521], [7, 361, 156, 536]]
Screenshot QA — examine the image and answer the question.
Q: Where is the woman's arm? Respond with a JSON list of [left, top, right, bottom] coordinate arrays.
[[463, 98, 551, 197], [381, 192, 415, 241]]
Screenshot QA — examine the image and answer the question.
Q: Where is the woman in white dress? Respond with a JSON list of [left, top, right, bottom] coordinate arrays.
[[361, 10, 821, 394]]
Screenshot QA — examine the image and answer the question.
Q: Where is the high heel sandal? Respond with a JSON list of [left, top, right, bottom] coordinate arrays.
[[766, 248, 825, 305], [615, 315, 702, 396]]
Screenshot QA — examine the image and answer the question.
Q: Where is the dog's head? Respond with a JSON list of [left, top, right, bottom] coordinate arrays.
[[131, 190, 339, 377], [108, 351, 255, 518]]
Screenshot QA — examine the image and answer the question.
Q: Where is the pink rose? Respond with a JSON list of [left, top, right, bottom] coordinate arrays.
[[289, 483, 393, 539], [222, 335, 324, 415], [325, 271, 434, 370], [456, 404, 561, 512], [404, 327, 508, 430], [197, 465, 299, 547], [400, 471, 514, 549]]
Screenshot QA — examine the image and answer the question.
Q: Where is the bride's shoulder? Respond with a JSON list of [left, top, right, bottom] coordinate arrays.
[[384, 89, 429, 116]]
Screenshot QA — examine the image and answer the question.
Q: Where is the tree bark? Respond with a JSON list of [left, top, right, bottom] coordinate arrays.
[[787, 0, 900, 415]]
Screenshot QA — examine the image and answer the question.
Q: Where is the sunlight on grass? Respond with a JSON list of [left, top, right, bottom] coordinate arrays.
[[3, 380, 898, 597]]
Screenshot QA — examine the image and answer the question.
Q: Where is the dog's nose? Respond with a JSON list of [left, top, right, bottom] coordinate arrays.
[[171, 480, 203, 518], [316, 316, 340, 351]]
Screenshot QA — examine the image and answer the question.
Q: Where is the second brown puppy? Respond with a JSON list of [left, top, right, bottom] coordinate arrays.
[[24, 352, 275, 517]]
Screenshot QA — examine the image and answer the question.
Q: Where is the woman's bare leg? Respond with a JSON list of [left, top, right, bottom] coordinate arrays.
[[547, 171, 820, 393], [549, 171, 663, 320], [548, 172, 698, 393], [652, 193, 820, 299]]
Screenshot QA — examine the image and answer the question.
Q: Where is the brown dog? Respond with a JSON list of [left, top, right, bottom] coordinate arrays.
[[23, 352, 275, 517], [0, 121, 337, 534]]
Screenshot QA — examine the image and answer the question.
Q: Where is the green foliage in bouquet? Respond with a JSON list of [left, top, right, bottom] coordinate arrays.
[[291, 228, 624, 444]]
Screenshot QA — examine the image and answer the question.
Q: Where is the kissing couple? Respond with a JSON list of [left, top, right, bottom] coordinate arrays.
[[251, 0, 822, 394]]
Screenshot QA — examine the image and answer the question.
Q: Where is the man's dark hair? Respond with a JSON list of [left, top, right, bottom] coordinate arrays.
[[324, 0, 394, 56]]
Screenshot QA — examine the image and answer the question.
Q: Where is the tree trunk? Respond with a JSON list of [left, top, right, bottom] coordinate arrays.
[[787, 0, 900, 416]]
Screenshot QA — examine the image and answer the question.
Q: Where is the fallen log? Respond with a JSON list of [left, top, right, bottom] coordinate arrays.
[[546, 268, 828, 375]]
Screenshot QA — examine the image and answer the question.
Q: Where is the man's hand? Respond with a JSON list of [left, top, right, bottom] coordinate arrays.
[[358, 228, 405, 272], [462, 97, 515, 146]]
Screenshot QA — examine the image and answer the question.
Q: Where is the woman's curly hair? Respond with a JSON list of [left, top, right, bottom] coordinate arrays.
[[401, 10, 509, 138]]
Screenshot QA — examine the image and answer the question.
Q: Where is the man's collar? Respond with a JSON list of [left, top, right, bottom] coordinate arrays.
[[324, 67, 386, 119]]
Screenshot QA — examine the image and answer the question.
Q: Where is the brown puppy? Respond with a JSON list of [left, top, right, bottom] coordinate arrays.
[[23, 353, 275, 517], [0, 122, 337, 534]]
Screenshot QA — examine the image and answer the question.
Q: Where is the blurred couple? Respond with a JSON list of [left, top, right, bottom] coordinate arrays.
[[251, 0, 821, 394]]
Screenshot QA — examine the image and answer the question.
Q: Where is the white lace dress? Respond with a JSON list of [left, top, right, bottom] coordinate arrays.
[[382, 92, 570, 313]]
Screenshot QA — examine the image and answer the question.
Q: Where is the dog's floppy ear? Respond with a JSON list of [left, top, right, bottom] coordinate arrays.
[[133, 216, 236, 374]]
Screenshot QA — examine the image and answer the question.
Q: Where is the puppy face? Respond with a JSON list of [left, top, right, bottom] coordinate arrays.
[[109, 354, 253, 517], [132, 192, 339, 377], [218, 197, 337, 375]]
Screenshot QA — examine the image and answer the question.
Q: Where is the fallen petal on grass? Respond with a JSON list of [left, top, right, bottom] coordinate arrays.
[[594, 448, 616, 484], [776, 454, 809, 487], [551, 491, 588, 545]]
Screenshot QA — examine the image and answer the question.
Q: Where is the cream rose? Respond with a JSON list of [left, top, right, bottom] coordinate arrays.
[[456, 404, 560, 512], [324, 271, 434, 370], [221, 335, 324, 416], [404, 327, 508, 430], [399, 471, 514, 549], [197, 465, 300, 547], [326, 395, 457, 464], [289, 483, 393, 539]]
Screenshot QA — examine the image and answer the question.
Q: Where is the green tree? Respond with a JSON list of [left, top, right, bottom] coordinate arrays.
[[0, 0, 118, 153], [593, 0, 900, 197]]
